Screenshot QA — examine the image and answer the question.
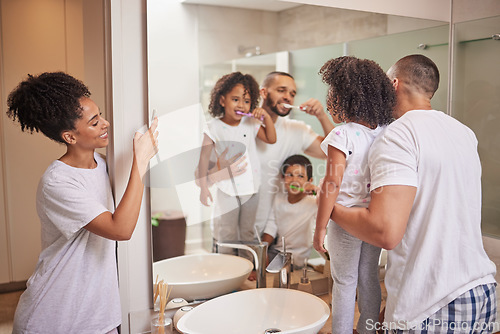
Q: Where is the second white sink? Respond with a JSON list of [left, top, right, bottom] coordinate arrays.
[[176, 288, 330, 334], [153, 253, 253, 301]]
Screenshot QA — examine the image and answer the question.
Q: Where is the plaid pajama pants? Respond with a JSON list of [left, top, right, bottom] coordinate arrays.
[[390, 283, 498, 334]]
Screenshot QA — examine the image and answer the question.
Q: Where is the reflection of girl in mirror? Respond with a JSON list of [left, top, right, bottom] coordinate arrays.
[[313, 57, 396, 334], [197, 72, 276, 254], [7, 72, 159, 333]]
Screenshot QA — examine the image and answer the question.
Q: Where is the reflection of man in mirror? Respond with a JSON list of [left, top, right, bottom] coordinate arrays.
[[254, 71, 335, 234]]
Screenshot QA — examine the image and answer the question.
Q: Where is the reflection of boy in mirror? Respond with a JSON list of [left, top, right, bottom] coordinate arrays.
[[261, 154, 318, 269], [254, 71, 335, 235], [197, 72, 276, 254]]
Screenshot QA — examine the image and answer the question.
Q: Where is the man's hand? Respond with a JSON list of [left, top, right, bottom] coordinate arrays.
[[299, 98, 326, 118]]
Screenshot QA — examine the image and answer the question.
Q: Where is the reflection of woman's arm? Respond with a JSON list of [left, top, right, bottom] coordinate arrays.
[[194, 147, 247, 187], [198, 134, 214, 206], [313, 146, 346, 253]]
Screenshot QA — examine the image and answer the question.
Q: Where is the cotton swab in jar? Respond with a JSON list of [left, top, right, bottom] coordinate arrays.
[[158, 281, 169, 334]]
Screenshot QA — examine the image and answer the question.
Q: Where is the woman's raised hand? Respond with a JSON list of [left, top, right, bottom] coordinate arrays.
[[134, 116, 159, 179]]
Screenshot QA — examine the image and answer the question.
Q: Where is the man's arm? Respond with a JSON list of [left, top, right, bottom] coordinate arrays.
[[304, 136, 327, 159], [300, 97, 335, 137], [331, 185, 416, 249], [299, 98, 334, 159]]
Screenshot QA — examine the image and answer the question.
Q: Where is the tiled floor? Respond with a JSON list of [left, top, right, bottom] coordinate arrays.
[[0, 289, 22, 334]]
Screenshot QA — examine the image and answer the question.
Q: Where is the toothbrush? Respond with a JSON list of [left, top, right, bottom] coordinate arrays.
[[282, 103, 307, 111], [235, 110, 264, 121], [290, 184, 317, 195], [150, 108, 161, 164]]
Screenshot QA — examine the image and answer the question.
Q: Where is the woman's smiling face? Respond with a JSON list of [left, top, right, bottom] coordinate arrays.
[[70, 97, 110, 149]]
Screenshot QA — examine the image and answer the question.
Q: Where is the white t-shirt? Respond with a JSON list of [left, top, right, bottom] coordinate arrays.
[[206, 117, 262, 196], [263, 192, 317, 267], [320, 123, 384, 209], [13, 153, 121, 334], [255, 117, 318, 232], [369, 110, 496, 329]]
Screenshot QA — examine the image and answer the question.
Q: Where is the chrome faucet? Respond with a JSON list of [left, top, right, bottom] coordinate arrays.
[[216, 240, 268, 288], [266, 237, 293, 288]]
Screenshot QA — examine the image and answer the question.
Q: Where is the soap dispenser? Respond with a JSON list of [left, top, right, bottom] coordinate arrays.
[[297, 260, 313, 294]]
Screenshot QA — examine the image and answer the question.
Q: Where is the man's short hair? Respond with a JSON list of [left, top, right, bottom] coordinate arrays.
[[390, 54, 440, 98], [262, 71, 294, 88]]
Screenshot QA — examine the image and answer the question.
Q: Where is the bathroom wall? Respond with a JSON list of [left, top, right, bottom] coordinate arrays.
[[452, 0, 500, 22], [0, 0, 107, 285], [283, 0, 451, 21], [195, 4, 445, 68]]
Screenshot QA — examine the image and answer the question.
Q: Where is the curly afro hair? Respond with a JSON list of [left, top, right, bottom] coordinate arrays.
[[208, 72, 260, 118], [7, 71, 90, 144], [319, 56, 396, 128]]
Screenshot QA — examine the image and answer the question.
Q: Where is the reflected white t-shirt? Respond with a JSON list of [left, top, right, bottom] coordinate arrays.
[[206, 117, 262, 196], [264, 192, 317, 267], [255, 117, 318, 232]]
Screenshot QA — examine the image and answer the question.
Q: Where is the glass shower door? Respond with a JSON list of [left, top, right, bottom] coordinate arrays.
[[452, 15, 500, 238]]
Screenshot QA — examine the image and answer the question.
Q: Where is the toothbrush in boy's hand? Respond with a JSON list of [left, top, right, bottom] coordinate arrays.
[[282, 103, 307, 111], [236, 110, 265, 121], [290, 184, 317, 195]]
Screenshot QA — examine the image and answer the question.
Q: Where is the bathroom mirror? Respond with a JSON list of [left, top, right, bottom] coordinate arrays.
[[146, 0, 448, 272]]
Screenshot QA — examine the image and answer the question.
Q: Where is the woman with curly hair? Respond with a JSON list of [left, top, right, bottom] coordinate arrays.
[[197, 71, 276, 257], [313, 56, 396, 334], [7, 72, 158, 333]]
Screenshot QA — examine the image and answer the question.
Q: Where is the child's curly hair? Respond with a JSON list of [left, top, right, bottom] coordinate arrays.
[[319, 56, 396, 127], [7, 72, 90, 144], [208, 72, 260, 118]]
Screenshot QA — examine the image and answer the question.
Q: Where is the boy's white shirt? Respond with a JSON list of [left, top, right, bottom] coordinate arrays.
[[264, 191, 317, 267]]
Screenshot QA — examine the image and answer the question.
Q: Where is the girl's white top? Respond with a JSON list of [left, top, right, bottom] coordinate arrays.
[[205, 116, 262, 196], [321, 122, 384, 208]]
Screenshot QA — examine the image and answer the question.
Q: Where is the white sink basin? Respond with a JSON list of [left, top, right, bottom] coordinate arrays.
[[153, 254, 253, 301], [176, 288, 330, 334]]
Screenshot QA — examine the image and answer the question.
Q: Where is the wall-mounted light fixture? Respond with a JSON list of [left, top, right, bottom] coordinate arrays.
[[238, 45, 261, 57]]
